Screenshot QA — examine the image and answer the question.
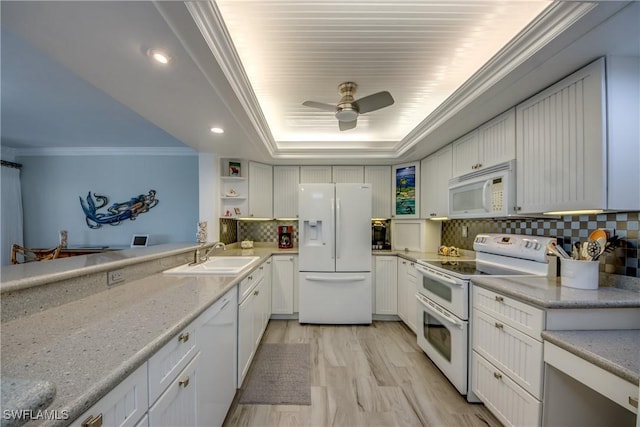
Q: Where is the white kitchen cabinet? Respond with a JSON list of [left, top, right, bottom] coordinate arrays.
[[392, 162, 420, 218], [271, 255, 297, 315], [248, 161, 273, 218], [273, 166, 300, 218], [471, 286, 544, 426], [451, 109, 515, 178], [364, 165, 392, 218], [397, 258, 417, 332], [420, 145, 452, 218], [515, 57, 640, 213], [332, 166, 364, 183], [148, 353, 200, 427], [300, 166, 332, 183], [472, 351, 542, 427], [73, 363, 148, 427], [196, 287, 237, 426], [237, 260, 272, 386], [148, 324, 198, 404], [374, 255, 397, 315]]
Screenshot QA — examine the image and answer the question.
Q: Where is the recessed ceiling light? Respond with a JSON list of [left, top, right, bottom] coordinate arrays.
[[210, 127, 224, 134], [147, 49, 171, 65]]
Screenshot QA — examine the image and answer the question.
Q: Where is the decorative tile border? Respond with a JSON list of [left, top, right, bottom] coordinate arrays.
[[442, 212, 639, 278]]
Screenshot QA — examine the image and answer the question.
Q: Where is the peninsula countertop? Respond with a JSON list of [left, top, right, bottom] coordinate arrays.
[[471, 275, 640, 309]]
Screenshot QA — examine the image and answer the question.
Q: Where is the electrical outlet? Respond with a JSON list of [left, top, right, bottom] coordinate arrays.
[[462, 225, 468, 238], [107, 269, 125, 285]]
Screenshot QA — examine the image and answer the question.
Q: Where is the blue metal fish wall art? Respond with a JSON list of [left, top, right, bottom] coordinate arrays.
[[79, 190, 159, 229]]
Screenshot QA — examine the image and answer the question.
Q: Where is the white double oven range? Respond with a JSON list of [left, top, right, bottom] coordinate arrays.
[[414, 234, 556, 401]]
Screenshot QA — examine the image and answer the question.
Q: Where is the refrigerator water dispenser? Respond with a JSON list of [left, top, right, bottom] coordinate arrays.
[[302, 220, 324, 246]]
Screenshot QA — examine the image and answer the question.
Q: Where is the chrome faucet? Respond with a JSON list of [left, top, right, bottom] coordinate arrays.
[[192, 242, 226, 265]]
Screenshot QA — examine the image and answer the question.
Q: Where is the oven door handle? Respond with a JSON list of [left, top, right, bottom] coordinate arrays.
[[416, 293, 463, 328], [415, 264, 462, 287]]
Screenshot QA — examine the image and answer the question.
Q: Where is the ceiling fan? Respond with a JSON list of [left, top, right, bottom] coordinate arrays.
[[302, 82, 394, 131]]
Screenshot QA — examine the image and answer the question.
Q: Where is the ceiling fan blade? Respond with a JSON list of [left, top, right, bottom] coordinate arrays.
[[339, 118, 357, 131], [302, 101, 338, 112], [354, 91, 394, 114]]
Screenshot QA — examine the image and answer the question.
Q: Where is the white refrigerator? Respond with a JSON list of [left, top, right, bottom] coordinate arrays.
[[298, 183, 372, 324]]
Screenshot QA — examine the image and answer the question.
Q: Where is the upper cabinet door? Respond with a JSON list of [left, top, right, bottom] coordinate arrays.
[[392, 162, 420, 219], [273, 166, 300, 218], [478, 108, 516, 168], [516, 58, 606, 214], [451, 131, 479, 177], [364, 165, 391, 218], [300, 166, 332, 183], [332, 166, 364, 183], [248, 161, 273, 218], [420, 145, 452, 218]]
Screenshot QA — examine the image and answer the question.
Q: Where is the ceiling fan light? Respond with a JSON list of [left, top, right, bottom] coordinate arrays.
[[335, 108, 358, 122]]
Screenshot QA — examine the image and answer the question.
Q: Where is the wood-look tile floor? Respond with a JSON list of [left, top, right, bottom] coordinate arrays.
[[224, 320, 502, 427]]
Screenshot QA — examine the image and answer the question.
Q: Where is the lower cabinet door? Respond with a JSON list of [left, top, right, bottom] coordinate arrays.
[[72, 363, 148, 427], [149, 353, 200, 427], [472, 351, 541, 427], [238, 291, 255, 386]]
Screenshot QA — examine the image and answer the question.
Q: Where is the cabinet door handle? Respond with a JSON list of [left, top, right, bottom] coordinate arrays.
[[630, 396, 639, 408], [254, 290, 259, 295], [495, 295, 504, 302], [82, 414, 103, 427], [494, 322, 504, 329], [178, 332, 190, 343], [179, 376, 190, 388], [493, 372, 502, 380]]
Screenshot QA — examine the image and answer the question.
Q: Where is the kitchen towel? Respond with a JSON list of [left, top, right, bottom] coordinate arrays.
[[239, 343, 311, 405]]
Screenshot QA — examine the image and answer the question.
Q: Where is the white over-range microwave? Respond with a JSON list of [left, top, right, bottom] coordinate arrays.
[[448, 160, 516, 218]]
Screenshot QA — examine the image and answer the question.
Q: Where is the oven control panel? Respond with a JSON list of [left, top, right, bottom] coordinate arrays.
[[473, 234, 556, 263]]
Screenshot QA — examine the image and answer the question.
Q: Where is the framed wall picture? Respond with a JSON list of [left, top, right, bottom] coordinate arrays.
[[229, 161, 241, 177], [392, 161, 420, 218]]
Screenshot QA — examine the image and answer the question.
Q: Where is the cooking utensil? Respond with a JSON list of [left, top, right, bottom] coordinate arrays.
[[547, 242, 570, 259], [588, 229, 609, 242], [572, 242, 581, 260], [586, 240, 601, 260], [581, 241, 590, 261]]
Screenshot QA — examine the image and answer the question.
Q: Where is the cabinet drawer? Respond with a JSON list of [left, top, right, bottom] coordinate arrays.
[[472, 352, 541, 427], [148, 324, 197, 404], [239, 264, 265, 302], [472, 286, 544, 339], [73, 362, 148, 427], [473, 309, 543, 398]]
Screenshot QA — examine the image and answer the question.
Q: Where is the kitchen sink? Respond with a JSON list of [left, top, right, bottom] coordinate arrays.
[[163, 256, 260, 275]]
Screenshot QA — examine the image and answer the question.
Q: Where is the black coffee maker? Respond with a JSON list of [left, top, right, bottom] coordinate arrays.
[[278, 226, 293, 249]]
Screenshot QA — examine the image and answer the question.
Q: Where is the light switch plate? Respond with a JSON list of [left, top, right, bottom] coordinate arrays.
[[107, 269, 125, 285]]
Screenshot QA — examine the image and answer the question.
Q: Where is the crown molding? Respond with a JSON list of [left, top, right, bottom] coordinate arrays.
[[185, 1, 277, 156], [397, 1, 598, 156], [14, 147, 197, 157], [187, 1, 598, 161]]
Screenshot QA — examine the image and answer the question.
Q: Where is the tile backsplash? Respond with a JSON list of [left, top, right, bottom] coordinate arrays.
[[222, 212, 640, 279], [442, 212, 640, 278]]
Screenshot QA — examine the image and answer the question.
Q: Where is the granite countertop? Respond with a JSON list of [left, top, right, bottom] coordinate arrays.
[[0, 243, 203, 293], [1, 243, 469, 425], [541, 329, 640, 386], [471, 275, 640, 309], [0, 245, 291, 426]]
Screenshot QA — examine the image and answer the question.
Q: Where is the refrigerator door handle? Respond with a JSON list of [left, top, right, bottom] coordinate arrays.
[[330, 197, 335, 260], [336, 198, 341, 260], [304, 275, 367, 282]]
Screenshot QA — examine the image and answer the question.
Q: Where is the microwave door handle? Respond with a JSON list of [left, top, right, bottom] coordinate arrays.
[[415, 264, 462, 287], [482, 179, 491, 212]]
